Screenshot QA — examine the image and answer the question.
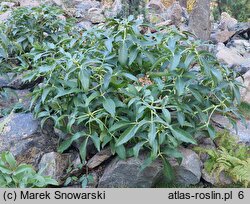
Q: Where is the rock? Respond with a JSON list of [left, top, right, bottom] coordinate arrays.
[[0, 2, 16, 8], [216, 43, 250, 73], [147, 0, 166, 13], [212, 114, 250, 145], [227, 39, 250, 58], [19, 0, 40, 7], [202, 169, 233, 186], [87, 8, 105, 24], [238, 70, 250, 103], [0, 113, 58, 167], [218, 12, 238, 31], [98, 153, 163, 188], [75, 0, 101, 18], [188, 0, 211, 40], [77, 20, 93, 30], [104, 0, 122, 18], [211, 30, 236, 43], [0, 10, 11, 22], [87, 148, 113, 169], [38, 152, 80, 185], [0, 89, 31, 116], [164, 1, 182, 27], [170, 148, 201, 185]]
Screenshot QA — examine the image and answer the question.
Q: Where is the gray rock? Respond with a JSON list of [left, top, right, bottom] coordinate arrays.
[[238, 70, 250, 103], [216, 43, 250, 73], [227, 39, 250, 58], [75, 0, 101, 18], [212, 114, 250, 145], [98, 153, 163, 188], [87, 148, 113, 169], [0, 113, 58, 167], [0, 2, 16, 8], [104, 0, 123, 18], [19, 0, 40, 7], [87, 8, 105, 24], [38, 152, 80, 185], [171, 148, 202, 185], [218, 12, 238, 31], [164, 1, 182, 27], [211, 30, 236, 43], [188, 0, 211, 40]]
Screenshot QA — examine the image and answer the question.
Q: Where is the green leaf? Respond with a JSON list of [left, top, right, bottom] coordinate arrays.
[[103, 98, 116, 117], [148, 122, 156, 145], [171, 128, 197, 144], [79, 137, 89, 162], [207, 125, 216, 139], [79, 69, 90, 92], [129, 46, 138, 65], [118, 42, 128, 66], [116, 120, 148, 146], [162, 157, 175, 183], [122, 73, 138, 81], [175, 77, 185, 96], [4, 152, 17, 170], [58, 132, 85, 153], [41, 88, 52, 103], [169, 53, 181, 71], [133, 142, 146, 157], [162, 109, 171, 123], [109, 121, 131, 132], [177, 112, 185, 127], [90, 132, 100, 152], [116, 145, 126, 160]]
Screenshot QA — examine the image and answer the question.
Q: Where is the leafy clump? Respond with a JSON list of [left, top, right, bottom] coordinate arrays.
[[196, 131, 250, 187], [0, 6, 244, 178], [0, 151, 58, 188]]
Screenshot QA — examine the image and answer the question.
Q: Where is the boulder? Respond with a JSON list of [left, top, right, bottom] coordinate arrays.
[[19, 0, 40, 7], [188, 0, 211, 40], [216, 43, 250, 73], [98, 148, 202, 187], [0, 2, 16, 8], [147, 0, 166, 13], [38, 152, 81, 185], [212, 114, 250, 145], [226, 39, 250, 58], [238, 70, 250, 103], [104, 0, 122, 18], [75, 0, 101, 18], [0, 113, 58, 167], [218, 12, 238, 31], [98, 153, 163, 188], [87, 148, 113, 169], [170, 148, 201, 185], [211, 30, 236, 43], [164, 1, 182, 27]]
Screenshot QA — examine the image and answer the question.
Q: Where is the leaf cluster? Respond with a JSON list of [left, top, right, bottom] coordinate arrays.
[[0, 6, 245, 177], [0, 151, 58, 188]]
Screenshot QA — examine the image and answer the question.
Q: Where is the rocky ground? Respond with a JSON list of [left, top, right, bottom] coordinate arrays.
[[0, 0, 249, 188]]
